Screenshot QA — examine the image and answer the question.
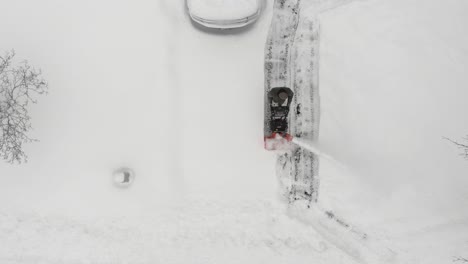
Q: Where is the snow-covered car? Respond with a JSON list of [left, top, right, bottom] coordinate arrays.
[[187, 0, 262, 29]]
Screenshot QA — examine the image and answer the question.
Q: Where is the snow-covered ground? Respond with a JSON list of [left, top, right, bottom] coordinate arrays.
[[1, 0, 468, 263]]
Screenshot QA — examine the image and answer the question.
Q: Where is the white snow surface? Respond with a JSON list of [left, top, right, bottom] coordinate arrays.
[[1, 0, 468, 263], [187, 0, 261, 21]]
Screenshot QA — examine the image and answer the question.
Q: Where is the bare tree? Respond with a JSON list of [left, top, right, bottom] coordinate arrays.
[[0, 50, 48, 163], [444, 135, 468, 160]]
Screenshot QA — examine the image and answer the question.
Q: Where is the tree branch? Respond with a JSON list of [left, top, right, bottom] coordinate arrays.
[[444, 136, 468, 160]]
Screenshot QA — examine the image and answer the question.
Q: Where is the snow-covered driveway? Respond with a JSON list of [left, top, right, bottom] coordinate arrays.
[[1, 0, 468, 263]]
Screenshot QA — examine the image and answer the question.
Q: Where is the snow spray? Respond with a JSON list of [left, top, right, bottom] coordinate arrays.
[[290, 137, 346, 169]]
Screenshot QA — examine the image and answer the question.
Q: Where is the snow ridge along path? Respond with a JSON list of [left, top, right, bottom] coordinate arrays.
[[265, 0, 320, 203]]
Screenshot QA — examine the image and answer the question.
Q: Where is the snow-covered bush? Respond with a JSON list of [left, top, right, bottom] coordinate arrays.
[[112, 168, 135, 187], [0, 50, 48, 163]]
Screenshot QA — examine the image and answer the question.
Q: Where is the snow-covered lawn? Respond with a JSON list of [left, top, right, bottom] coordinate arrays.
[[0, 0, 467, 263]]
